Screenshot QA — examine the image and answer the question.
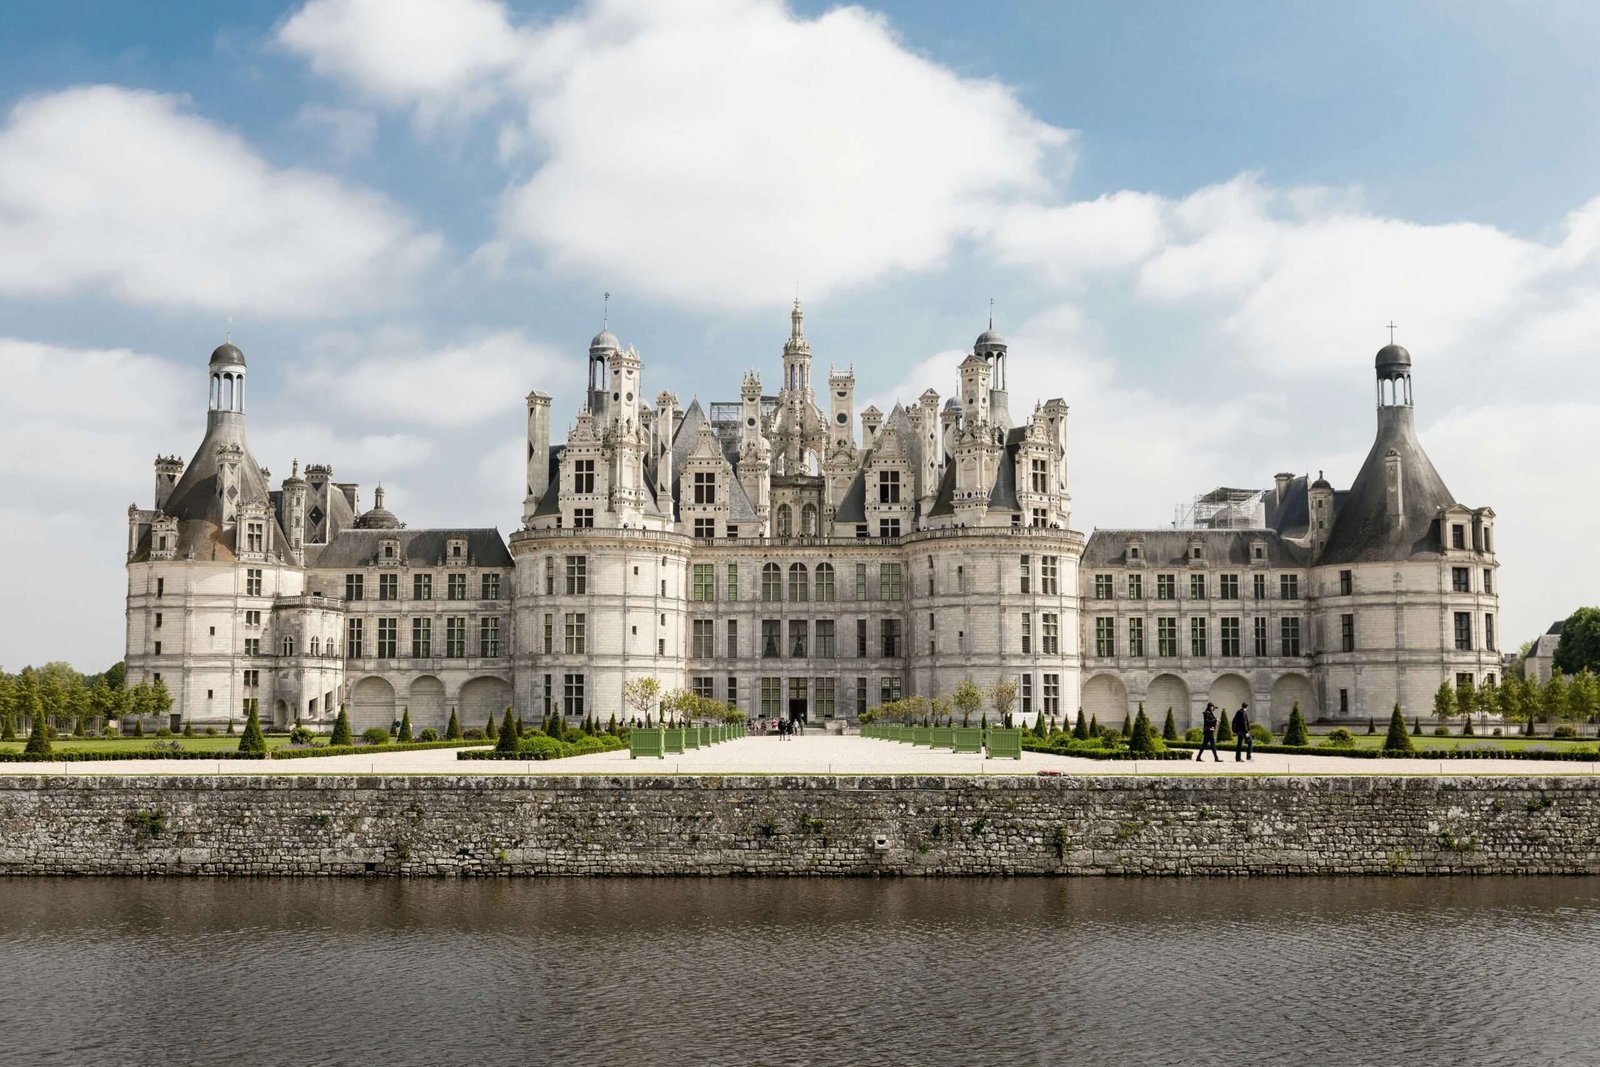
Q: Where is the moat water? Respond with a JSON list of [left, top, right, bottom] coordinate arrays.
[[1, 877, 1597, 1066]]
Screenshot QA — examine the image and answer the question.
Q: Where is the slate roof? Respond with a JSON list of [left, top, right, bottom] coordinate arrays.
[[1318, 406, 1457, 565], [309, 528, 513, 569], [1082, 529, 1312, 568]]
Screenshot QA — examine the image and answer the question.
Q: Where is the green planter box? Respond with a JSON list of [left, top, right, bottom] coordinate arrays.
[[664, 728, 685, 754], [682, 727, 701, 750], [630, 728, 665, 760], [986, 728, 1023, 760], [912, 726, 932, 746], [930, 726, 955, 749], [952, 727, 984, 754]]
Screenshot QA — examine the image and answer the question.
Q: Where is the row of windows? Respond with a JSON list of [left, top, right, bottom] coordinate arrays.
[[1450, 566, 1495, 595], [344, 616, 502, 659], [1092, 572, 1300, 601], [678, 617, 906, 659], [345, 572, 502, 602], [688, 561, 904, 603], [1091, 616, 1304, 658]]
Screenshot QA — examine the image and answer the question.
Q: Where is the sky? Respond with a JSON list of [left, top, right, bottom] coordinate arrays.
[[1, 0, 1598, 671]]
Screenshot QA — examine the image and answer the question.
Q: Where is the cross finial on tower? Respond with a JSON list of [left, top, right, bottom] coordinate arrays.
[[603, 292, 609, 329], [989, 297, 994, 330], [1387, 320, 1398, 344]]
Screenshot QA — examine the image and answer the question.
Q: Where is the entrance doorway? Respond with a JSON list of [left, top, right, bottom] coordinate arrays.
[[788, 698, 807, 727]]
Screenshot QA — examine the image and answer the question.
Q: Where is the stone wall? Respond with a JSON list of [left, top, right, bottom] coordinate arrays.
[[1, 775, 1597, 876]]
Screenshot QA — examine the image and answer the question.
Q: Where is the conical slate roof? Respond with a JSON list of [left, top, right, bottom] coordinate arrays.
[[1318, 406, 1455, 565]]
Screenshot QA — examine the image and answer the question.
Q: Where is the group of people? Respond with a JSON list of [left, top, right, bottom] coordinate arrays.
[[1194, 701, 1254, 762], [746, 717, 804, 739]]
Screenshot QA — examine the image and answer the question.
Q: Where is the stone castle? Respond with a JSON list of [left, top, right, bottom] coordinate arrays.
[[124, 303, 1501, 732]]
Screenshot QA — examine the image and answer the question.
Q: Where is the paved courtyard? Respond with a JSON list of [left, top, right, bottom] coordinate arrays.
[[3, 733, 1598, 776]]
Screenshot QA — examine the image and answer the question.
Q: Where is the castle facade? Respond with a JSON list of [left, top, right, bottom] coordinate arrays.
[[124, 305, 1500, 731]]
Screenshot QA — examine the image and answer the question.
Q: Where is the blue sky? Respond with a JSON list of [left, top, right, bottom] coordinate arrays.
[[1, 0, 1597, 669]]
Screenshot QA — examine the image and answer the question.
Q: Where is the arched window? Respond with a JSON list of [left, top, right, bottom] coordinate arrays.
[[814, 562, 835, 602], [776, 504, 793, 537], [281, 635, 295, 657], [761, 562, 782, 602], [801, 503, 818, 536], [788, 562, 808, 602], [310, 636, 320, 656]]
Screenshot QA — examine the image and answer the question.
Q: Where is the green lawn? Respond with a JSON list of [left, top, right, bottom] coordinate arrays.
[[0, 735, 294, 755]]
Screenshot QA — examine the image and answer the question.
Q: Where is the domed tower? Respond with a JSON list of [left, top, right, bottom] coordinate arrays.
[[782, 298, 812, 397], [587, 328, 620, 419], [974, 324, 1011, 430], [208, 342, 247, 428]]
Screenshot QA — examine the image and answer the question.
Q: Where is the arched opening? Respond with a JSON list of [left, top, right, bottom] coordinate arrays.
[[349, 676, 397, 732], [788, 562, 808, 601], [459, 677, 513, 726], [1146, 674, 1191, 730], [761, 562, 782, 601], [1210, 674, 1252, 719], [801, 503, 818, 535], [281, 635, 295, 657], [1270, 673, 1317, 729], [273, 699, 291, 729], [1082, 674, 1129, 724], [814, 562, 835, 601], [410, 675, 447, 731]]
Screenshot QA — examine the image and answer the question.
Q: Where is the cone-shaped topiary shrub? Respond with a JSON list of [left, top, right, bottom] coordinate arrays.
[[1462, 716, 1475, 736], [1073, 709, 1089, 741], [331, 706, 353, 746], [496, 708, 520, 754], [1383, 703, 1414, 754], [133, 719, 145, 738], [1129, 706, 1158, 756], [1162, 708, 1178, 741], [0, 713, 15, 742], [445, 707, 462, 740], [398, 708, 413, 742], [1413, 717, 1422, 736], [23, 706, 51, 758], [1367, 717, 1376, 734], [1283, 703, 1310, 747], [1121, 713, 1133, 738], [237, 703, 267, 755], [1217, 713, 1234, 744]]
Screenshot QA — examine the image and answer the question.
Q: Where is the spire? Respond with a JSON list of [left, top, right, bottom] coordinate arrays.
[[791, 295, 804, 340]]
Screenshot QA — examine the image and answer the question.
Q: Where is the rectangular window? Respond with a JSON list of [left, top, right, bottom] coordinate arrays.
[[574, 459, 595, 494], [856, 618, 867, 658], [1128, 617, 1145, 657], [1253, 617, 1268, 657], [1485, 613, 1496, 652], [727, 619, 738, 658], [762, 619, 781, 659], [1190, 617, 1208, 657], [1452, 524, 1466, 550], [1220, 617, 1240, 657], [573, 508, 594, 528], [565, 556, 588, 594], [688, 517, 714, 539], [413, 617, 432, 658], [564, 613, 586, 655], [242, 669, 259, 689], [815, 565, 835, 601], [378, 574, 398, 601], [1021, 613, 1032, 654], [1339, 570, 1353, 596], [479, 617, 500, 657], [447, 573, 467, 600], [693, 471, 716, 505], [245, 521, 264, 553], [1219, 574, 1239, 600], [692, 563, 715, 602], [376, 617, 397, 659], [154, 612, 163, 629], [1452, 567, 1470, 593], [1020, 674, 1033, 716], [693, 676, 715, 699], [544, 557, 555, 596], [1157, 617, 1178, 657], [1030, 458, 1048, 494], [726, 676, 738, 708], [244, 638, 260, 657], [761, 677, 782, 716], [1020, 555, 1031, 594], [855, 562, 868, 600], [446, 617, 466, 658], [157, 577, 166, 598], [1041, 556, 1059, 594], [1482, 569, 1493, 595], [816, 620, 836, 658], [1095, 617, 1115, 657], [1281, 617, 1302, 656], [880, 676, 903, 704], [153, 640, 162, 656], [346, 618, 363, 659], [1127, 573, 1143, 600], [1156, 574, 1175, 600], [880, 563, 903, 601], [345, 573, 363, 601], [692, 619, 715, 658], [815, 677, 835, 718], [881, 619, 902, 657], [1454, 611, 1472, 651], [726, 563, 739, 601], [1190, 574, 1207, 600], [1280, 574, 1300, 600], [563, 674, 585, 717], [481, 573, 501, 600], [789, 620, 808, 658], [1043, 673, 1060, 716], [413, 573, 433, 600], [1340, 613, 1355, 652], [856, 677, 868, 717], [1041, 613, 1059, 655], [541, 613, 553, 655], [1094, 574, 1114, 600], [1340, 689, 1350, 714], [878, 469, 901, 504], [879, 517, 901, 538]]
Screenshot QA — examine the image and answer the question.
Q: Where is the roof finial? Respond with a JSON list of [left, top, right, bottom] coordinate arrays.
[[989, 297, 994, 331], [226, 314, 232, 343], [1387, 320, 1397, 345], [603, 292, 610, 329], [291, 458, 298, 478]]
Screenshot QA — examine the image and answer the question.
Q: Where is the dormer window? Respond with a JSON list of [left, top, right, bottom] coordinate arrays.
[[1130, 547, 1140, 560], [693, 471, 716, 505], [381, 539, 398, 560], [448, 538, 466, 560], [245, 521, 264, 554], [1451, 524, 1466, 550], [1192, 546, 1202, 560]]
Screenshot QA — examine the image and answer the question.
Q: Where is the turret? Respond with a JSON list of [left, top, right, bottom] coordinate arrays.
[[973, 327, 1010, 429], [828, 366, 855, 451], [916, 389, 940, 509], [1308, 471, 1334, 551], [524, 391, 551, 525], [782, 298, 812, 396], [656, 391, 677, 516], [958, 352, 991, 428], [282, 460, 307, 561], [207, 342, 246, 431], [154, 455, 184, 511], [587, 328, 620, 419]]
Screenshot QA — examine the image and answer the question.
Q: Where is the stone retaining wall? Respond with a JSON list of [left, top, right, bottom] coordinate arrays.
[[1, 775, 1596, 876]]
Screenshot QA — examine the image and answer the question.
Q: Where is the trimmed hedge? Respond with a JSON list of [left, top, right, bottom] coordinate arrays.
[[1022, 738, 1192, 761], [459, 733, 626, 761], [1165, 740, 1600, 762], [268, 740, 484, 760], [0, 750, 269, 763]]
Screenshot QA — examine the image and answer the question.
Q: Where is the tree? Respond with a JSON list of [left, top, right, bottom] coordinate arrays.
[[1454, 677, 1476, 722], [662, 688, 698, 726], [1283, 703, 1310, 746], [989, 679, 1018, 727], [1543, 672, 1570, 726], [398, 708, 413, 742], [1162, 709, 1177, 741], [1433, 680, 1456, 723], [1120, 713, 1133, 739], [237, 702, 267, 755], [1128, 706, 1158, 756], [1568, 671, 1599, 725], [1554, 606, 1600, 676], [1382, 703, 1414, 754], [606, 713, 619, 736], [331, 706, 352, 746], [1367, 717, 1376, 735], [624, 676, 663, 725], [1216, 712, 1233, 744], [496, 707, 520, 754], [484, 712, 495, 737], [22, 685, 51, 758], [1073, 709, 1089, 741], [147, 676, 173, 723], [952, 680, 982, 728], [932, 697, 953, 727], [445, 707, 462, 740]]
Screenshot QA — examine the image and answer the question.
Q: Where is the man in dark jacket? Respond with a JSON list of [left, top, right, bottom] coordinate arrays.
[[1196, 703, 1222, 762], [1233, 703, 1253, 761]]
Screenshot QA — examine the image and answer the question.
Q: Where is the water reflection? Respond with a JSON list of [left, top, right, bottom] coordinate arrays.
[[1, 878, 1598, 1066]]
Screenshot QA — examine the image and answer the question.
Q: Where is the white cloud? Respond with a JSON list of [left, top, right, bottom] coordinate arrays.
[[0, 85, 439, 316], [292, 103, 378, 159]]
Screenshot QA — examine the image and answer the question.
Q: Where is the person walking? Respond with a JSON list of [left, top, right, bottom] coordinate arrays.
[[1196, 703, 1223, 762], [1232, 702, 1253, 762]]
